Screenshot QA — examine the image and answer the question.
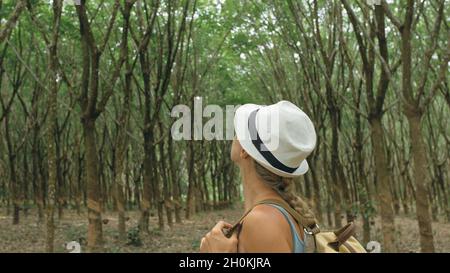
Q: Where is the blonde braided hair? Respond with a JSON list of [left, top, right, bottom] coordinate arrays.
[[254, 160, 317, 229]]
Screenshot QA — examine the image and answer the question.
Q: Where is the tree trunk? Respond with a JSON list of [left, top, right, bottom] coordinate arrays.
[[140, 125, 153, 233], [329, 110, 343, 228], [168, 135, 182, 223], [0, 0, 26, 44], [407, 114, 435, 252], [153, 154, 164, 230], [309, 156, 322, 224], [159, 121, 173, 228], [4, 113, 20, 225], [355, 110, 371, 245], [83, 118, 103, 252], [32, 135, 44, 222], [114, 172, 126, 241], [185, 139, 196, 219], [370, 117, 397, 252], [45, 0, 63, 252]]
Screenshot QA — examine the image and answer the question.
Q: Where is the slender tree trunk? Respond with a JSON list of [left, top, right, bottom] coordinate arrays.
[[140, 125, 153, 233], [399, 0, 436, 252], [152, 148, 164, 230], [114, 168, 126, 241], [159, 122, 173, 228], [32, 135, 44, 222], [406, 114, 435, 252], [83, 118, 103, 251], [4, 114, 19, 225], [45, 0, 63, 252], [0, 0, 26, 44], [113, 3, 132, 241], [370, 117, 397, 252], [309, 155, 322, 223], [114, 127, 128, 241], [185, 139, 196, 219], [56, 133, 65, 220], [355, 109, 370, 245], [168, 135, 182, 223], [330, 110, 343, 228], [22, 147, 29, 217]]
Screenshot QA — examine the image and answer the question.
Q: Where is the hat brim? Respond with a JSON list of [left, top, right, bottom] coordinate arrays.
[[234, 103, 309, 178]]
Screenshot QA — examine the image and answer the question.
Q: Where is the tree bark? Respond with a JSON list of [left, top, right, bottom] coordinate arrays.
[[406, 113, 435, 252], [45, 0, 62, 253], [0, 0, 26, 44], [370, 117, 397, 252]]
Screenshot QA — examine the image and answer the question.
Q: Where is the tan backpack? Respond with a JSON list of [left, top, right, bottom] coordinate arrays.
[[225, 198, 367, 253]]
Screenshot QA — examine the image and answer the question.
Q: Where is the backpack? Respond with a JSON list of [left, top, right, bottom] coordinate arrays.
[[224, 198, 367, 253]]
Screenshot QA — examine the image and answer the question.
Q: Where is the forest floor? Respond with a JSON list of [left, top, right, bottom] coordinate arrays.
[[0, 204, 449, 253]]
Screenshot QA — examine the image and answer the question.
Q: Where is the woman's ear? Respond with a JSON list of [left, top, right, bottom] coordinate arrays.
[[240, 148, 250, 159]]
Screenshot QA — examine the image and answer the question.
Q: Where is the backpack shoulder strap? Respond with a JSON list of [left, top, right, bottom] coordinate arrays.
[[223, 205, 254, 238], [256, 199, 319, 235], [224, 198, 320, 238]]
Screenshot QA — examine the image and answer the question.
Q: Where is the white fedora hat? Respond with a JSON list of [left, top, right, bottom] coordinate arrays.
[[234, 100, 317, 177]]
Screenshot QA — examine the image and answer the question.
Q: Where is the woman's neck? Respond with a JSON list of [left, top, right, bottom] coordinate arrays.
[[241, 165, 281, 211]]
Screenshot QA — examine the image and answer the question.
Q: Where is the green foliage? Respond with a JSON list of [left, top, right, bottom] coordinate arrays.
[[362, 200, 377, 219], [126, 227, 142, 247], [191, 238, 200, 250], [64, 225, 87, 245]]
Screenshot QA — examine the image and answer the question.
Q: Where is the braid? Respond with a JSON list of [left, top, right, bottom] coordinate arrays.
[[254, 160, 317, 228]]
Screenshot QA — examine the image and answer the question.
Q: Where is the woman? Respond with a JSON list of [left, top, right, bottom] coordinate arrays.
[[200, 101, 318, 253]]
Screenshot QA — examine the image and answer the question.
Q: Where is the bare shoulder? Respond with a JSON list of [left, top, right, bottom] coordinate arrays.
[[248, 204, 288, 225], [238, 204, 291, 253]]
